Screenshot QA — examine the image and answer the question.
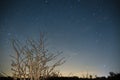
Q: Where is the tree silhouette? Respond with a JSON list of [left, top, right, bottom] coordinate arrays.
[[10, 33, 65, 80], [109, 72, 116, 77]]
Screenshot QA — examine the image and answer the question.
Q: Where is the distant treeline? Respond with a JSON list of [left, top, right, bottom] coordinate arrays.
[[0, 72, 120, 80], [0, 75, 120, 80]]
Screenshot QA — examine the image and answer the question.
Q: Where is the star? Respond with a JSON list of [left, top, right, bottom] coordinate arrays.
[[45, 0, 48, 4], [70, 6, 73, 9], [96, 32, 102, 37], [92, 12, 96, 16], [82, 17, 86, 21], [103, 65, 106, 68], [77, 0, 81, 2], [103, 16, 109, 20], [98, 33, 102, 37], [95, 39, 99, 43], [95, 31, 98, 34], [7, 33, 11, 36]]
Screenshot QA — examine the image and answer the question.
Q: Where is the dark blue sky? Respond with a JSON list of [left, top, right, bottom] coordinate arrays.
[[0, 0, 120, 77]]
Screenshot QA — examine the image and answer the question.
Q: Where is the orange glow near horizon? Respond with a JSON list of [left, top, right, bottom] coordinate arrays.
[[2, 67, 108, 78]]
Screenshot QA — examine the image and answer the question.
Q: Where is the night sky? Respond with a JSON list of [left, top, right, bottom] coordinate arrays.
[[0, 0, 120, 77]]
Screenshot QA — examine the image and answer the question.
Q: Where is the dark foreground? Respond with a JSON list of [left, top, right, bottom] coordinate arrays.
[[0, 75, 120, 80]]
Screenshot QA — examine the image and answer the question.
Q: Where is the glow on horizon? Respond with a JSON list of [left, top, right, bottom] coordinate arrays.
[[1, 53, 109, 77], [3, 68, 108, 78], [0, 43, 118, 77]]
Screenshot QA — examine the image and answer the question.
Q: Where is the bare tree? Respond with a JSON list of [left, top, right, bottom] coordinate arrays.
[[10, 33, 65, 80]]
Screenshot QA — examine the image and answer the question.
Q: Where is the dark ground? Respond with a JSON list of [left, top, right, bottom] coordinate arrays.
[[0, 75, 120, 80], [0, 72, 120, 80]]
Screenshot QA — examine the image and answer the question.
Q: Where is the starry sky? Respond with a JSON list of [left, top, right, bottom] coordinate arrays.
[[0, 0, 120, 77]]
